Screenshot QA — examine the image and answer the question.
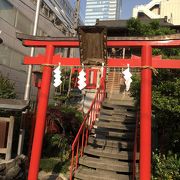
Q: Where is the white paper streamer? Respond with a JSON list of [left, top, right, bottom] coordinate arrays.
[[122, 64, 132, 91], [78, 68, 87, 90], [53, 63, 62, 87]]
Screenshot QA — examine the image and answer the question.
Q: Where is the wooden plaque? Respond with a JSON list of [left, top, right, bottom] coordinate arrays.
[[78, 26, 107, 66]]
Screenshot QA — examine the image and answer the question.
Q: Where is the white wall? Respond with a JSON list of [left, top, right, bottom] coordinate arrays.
[[132, 0, 180, 25]]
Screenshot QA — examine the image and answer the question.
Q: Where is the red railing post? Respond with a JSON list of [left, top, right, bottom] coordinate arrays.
[[70, 77, 106, 180], [85, 114, 90, 146], [75, 140, 79, 169], [81, 128, 85, 157], [102, 67, 106, 99], [140, 44, 152, 180], [70, 149, 74, 180], [28, 45, 54, 180]]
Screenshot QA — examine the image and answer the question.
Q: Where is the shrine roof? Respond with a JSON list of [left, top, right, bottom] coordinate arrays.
[[16, 32, 180, 42], [95, 18, 173, 29], [0, 99, 29, 111]]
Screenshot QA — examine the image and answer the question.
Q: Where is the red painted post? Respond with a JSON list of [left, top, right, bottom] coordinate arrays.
[[86, 69, 90, 87], [93, 69, 98, 87], [70, 150, 74, 180], [28, 45, 54, 180], [75, 140, 79, 169], [140, 44, 152, 180]]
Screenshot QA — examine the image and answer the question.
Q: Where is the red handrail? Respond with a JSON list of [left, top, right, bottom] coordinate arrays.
[[132, 112, 139, 180], [70, 68, 106, 180]]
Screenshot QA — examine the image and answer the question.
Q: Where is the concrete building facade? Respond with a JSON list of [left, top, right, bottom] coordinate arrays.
[[85, 0, 122, 25], [132, 0, 180, 25], [0, 0, 75, 99]]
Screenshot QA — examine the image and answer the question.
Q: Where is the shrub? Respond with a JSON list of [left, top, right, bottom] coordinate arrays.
[[42, 133, 70, 161], [152, 151, 180, 180], [40, 158, 70, 173], [43, 105, 83, 160], [46, 105, 83, 143]]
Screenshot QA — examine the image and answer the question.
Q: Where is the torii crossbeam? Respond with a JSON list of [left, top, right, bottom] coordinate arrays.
[[17, 33, 180, 180]]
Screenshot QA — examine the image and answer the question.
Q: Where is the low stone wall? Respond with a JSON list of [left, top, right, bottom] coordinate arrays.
[[0, 155, 27, 180]]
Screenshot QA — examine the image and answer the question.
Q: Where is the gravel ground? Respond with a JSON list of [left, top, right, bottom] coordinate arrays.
[[38, 171, 68, 180]]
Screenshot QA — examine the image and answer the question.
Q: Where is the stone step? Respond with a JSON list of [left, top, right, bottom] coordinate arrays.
[[106, 94, 134, 102], [99, 114, 135, 123], [102, 103, 135, 111], [74, 166, 131, 180], [84, 146, 134, 161], [79, 155, 132, 173], [101, 103, 133, 110], [88, 136, 134, 150], [91, 128, 134, 140], [95, 121, 135, 131], [100, 109, 135, 117], [102, 100, 135, 108]]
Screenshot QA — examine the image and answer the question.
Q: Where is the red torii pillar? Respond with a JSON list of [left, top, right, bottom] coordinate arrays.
[[22, 37, 180, 180]]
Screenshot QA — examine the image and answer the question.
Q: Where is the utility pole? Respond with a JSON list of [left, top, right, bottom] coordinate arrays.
[[24, 0, 41, 101], [73, 0, 80, 35], [17, 0, 41, 155], [67, 0, 81, 97]]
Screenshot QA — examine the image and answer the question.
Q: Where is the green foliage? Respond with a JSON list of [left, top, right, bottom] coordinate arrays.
[[127, 18, 180, 58], [0, 73, 16, 99], [127, 18, 144, 36], [128, 18, 180, 153], [41, 105, 83, 173], [0, 74, 19, 155], [153, 76, 180, 114], [152, 69, 180, 152], [152, 151, 180, 180], [43, 134, 70, 160], [60, 105, 83, 142], [131, 70, 180, 153], [54, 69, 81, 105], [127, 18, 176, 36], [129, 74, 141, 104], [40, 158, 70, 173], [46, 105, 83, 142]]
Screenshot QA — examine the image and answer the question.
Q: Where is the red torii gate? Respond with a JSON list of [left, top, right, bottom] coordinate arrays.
[[17, 33, 180, 180]]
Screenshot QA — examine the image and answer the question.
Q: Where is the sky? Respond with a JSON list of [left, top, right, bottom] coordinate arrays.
[[69, 0, 151, 21], [121, 0, 151, 19]]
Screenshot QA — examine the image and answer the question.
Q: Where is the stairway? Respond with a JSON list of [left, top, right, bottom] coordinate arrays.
[[74, 99, 138, 180]]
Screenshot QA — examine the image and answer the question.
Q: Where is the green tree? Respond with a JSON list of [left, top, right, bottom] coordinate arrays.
[[127, 18, 180, 179], [152, 151, 180, 180], [127, 18, 176, 36], [128, 18, 180, 152], [127, 18, 180, 58], [0, 73, 16, 99]]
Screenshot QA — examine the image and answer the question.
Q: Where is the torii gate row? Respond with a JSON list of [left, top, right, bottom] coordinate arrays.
[[17, 33, 180, 180]]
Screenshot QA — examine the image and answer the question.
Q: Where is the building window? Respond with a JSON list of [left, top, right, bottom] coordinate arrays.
[[10, 50, 26, 72], [15, 11, 33, 34], [0, 44, 26, 72], [0, 44, 12, 66], [0, 0, 17, 26]]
